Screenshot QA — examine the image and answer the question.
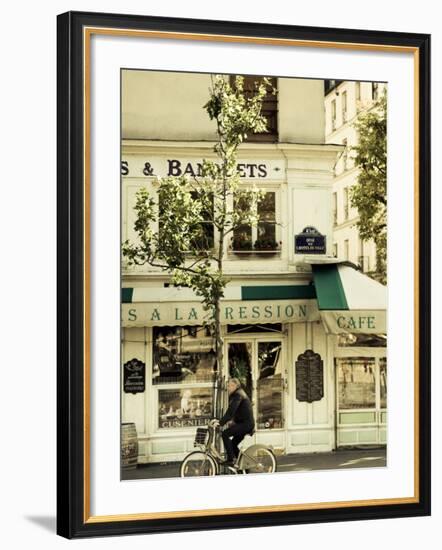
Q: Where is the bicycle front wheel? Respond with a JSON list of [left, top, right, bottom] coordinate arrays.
[[242, 447, 276, 474], [180, 451, 217, 477]]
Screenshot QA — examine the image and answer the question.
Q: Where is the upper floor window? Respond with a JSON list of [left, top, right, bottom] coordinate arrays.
[[342, 91, 348, 122], [372, 82, 379, 101], [190, 191, 214, 251], [230, 75, 278, 142], [344, 239, 350, 261], [343, 187, 350, 220], [231, 190, 280, 255], [158, 190, 214, 252], [331, 99, 337, 130], [358, 238, 369, 273], [355, 81, 361, 101], [332, 192, 338, 226], [342, 138, 348, 170]]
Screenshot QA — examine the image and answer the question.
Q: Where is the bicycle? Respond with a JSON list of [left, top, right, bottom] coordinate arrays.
[[180, 419, 277, 477]]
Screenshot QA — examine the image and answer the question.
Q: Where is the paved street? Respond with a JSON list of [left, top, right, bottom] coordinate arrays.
[[122, 447, 386, 480]]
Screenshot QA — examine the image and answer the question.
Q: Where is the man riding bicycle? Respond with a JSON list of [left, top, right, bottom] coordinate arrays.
[[215, 377, 255, 467]]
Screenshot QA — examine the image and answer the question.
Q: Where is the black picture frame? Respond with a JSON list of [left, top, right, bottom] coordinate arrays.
[[57, 10, 431, 539]]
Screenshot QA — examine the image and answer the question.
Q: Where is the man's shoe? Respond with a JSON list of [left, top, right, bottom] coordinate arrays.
[[222, 459, 235, 467]]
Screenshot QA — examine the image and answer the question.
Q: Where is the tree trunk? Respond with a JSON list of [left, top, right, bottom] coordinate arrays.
[[214, 299, 224, 418]]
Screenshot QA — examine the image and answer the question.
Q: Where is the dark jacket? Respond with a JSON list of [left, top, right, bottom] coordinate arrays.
[[220, 388, 255, 430]]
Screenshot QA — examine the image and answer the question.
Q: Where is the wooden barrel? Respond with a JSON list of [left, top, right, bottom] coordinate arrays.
[[121, 422, 138, 470]]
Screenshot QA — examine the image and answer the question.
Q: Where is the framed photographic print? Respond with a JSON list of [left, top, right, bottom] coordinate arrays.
[[57, 11, 431, 539]]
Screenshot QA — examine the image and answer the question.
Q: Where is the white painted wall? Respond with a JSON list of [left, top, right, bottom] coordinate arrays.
[[122, 71, 218, 140], [278, 77, 325, 143]]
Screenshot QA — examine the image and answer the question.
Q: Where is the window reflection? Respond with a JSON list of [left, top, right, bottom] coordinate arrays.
[[380, 358, 387, 408], [257, 342, 283, 429], [228, 342, 253, 400], [158, 388, 213, 429], [338, 358, 376, 409], [338, 333, 387, 347], [153, 326, 216, 384], [256, 192, 276, 248]]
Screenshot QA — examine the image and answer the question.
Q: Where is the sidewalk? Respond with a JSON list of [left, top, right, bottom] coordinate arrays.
[[122, 447, 386, 480]]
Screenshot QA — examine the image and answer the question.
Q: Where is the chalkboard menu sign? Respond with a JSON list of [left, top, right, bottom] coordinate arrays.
[[295, 349, 324, 403], [295, 226, 326, 254], [123, 358, 146, 394]]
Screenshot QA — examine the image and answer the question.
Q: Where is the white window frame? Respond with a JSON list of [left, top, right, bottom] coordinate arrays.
[[343, 187, 349, 220], [228, 182, 282, 257], [342, 138, 348, 170], [331, 98, 337, 130], [344, 238, 349, 261], [334, 354, 387, 428], [355, 81, 361, 101], [342, 90, 348, 122], [332, 191, 338, 226]]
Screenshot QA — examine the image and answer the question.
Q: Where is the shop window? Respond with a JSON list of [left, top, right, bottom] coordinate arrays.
[[338, 333, 387, 347], [232, 190, 279, 254], [228, 342, 253, 399], [257, 342, 283, 429], [227, 339, 285, 431], [153, 326, 216, 385], [158, 387, 213, 429], [230, 75, 278, 142], [337, 358, 376, 409], [380, 358, 387, 408], [336, 355, 387, 417]]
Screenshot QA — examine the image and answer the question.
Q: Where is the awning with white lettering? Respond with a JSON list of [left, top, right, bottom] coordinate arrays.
[[122, 269, 386, 333], [312, 264, 386, 334], [121, 285, 320, 327]]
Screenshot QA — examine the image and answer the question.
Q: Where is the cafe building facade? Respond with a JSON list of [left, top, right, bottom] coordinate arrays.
[[121, 70, 387, 464]]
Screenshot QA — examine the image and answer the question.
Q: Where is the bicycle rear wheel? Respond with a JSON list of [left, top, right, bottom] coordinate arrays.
[[241, 447, 276, 474], [180, 451, 217, 477]]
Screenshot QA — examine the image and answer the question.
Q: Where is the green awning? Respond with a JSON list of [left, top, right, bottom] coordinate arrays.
[[241, 285, 316, 301], [122, 287, 134, 303], [311, 263, 387, 334], [312, 264, 348, 310]]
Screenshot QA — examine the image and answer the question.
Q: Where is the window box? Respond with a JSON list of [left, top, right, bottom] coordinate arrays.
[[254, 238, 280, 254], [231, 238, 253, 254]]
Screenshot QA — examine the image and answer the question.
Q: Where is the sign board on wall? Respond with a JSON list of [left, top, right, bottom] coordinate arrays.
[[295, 349, 324, 403], [121, 157, 285, 180], [123, 358, 146, 394], [295, 226, 326, 254]]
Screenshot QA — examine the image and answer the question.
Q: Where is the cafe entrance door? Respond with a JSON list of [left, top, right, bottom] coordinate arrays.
[[225, 336, 286, 433]]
